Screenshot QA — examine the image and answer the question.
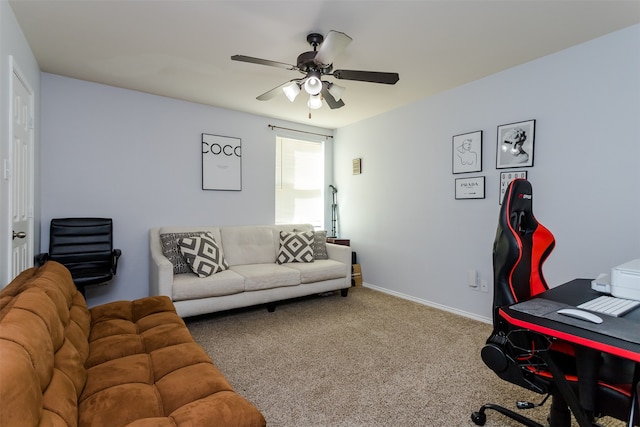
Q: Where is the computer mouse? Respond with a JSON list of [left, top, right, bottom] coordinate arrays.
[[557, 308, 603, 324]]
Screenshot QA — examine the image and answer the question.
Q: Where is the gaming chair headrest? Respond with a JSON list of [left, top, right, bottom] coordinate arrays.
[[501, 179, 535, 235]]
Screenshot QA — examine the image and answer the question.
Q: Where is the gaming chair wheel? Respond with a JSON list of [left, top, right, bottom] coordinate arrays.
[[471, 410, 486, 425]]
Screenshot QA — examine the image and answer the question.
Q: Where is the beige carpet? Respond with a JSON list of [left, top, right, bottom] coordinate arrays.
[[186, 286, 625, 427]]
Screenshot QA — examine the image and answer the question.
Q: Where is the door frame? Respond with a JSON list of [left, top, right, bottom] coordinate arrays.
[[1, 56, 35, 286]]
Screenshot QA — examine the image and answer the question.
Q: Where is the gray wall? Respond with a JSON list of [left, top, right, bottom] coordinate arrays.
[[334, 24, 640, 321], [40, 76, 333, 307], [40, 25, 640, 320]]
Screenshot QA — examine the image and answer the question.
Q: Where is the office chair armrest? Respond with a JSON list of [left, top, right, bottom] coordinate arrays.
[[112, 249, 122, 274], [35, 253, 49, 266]]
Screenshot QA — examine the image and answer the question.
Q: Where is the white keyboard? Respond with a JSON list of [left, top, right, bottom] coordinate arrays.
[[578, 295, 640, 317]]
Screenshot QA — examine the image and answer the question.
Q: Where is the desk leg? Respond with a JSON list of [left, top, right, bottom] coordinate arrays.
[[540, 351, 594, 427], [628, 363, 639, 427]]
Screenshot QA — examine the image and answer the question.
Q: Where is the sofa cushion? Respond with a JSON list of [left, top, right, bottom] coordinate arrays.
[[177, 233, 229, 277], [160, 231, 209, 274], [80, 296, 265, 427], [171, 270, 245, 302], [281, 259, 348, 284], [221, 226, 276, 266], [0, 262, 91, 427], [277, 231, 314, 264], [230, 264, 300, 291], [1, 287, 83, 427]]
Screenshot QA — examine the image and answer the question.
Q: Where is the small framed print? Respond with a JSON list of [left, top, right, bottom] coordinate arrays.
[[353, 158, 362, 175], [499, 171, 528, 204], [496, 119, 535, 169], [452, 130, 482, 174], [455, 176, 485, 200]]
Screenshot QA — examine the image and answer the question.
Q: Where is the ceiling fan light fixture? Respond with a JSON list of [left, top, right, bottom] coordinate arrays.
[[307, 94, 323, 109], [327, 82, 346, 101], [304, 71, 322, 95], [282, 81, 300, 102]]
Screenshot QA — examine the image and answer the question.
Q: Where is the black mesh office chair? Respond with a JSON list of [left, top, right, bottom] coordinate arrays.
[[37, 218, 121, 296], [471, 179, 638, 427]]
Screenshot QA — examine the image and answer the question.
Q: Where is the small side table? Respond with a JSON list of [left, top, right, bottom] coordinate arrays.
[[351, 264, 362, 286], [326, 238, 361, 286], [326, 238, 350, 246]]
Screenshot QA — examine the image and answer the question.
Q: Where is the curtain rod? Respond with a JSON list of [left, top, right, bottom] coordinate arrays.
[[268, 124, 333, 139]]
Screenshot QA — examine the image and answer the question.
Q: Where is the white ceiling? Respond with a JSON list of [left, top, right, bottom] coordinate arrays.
[[9, 0, 640, 129]]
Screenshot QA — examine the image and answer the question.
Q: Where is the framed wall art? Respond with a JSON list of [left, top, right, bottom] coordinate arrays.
[[455, 176, 485, 200], [202, 133, 242, 191], [452, 130, 482, 174], [496, 119, 535, 169], [499, 170, 528, 204], [353, 158, 362, 175]]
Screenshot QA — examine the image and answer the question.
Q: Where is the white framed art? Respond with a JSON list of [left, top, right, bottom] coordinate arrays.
[[452, 130, 482, 174], [202, 133, 242, 191]]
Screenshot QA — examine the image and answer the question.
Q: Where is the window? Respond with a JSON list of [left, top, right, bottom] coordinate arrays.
[[275, 136, 324, 228]]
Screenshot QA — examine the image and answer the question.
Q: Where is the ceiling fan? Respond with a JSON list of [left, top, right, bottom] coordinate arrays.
[[231, 30, 399, 112]]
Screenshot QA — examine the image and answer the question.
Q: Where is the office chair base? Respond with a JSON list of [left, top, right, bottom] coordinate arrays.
[[471, 404, 546, 427]]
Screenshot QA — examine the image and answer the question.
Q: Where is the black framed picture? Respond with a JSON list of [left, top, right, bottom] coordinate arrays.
[[452, 130, 482, 174], [499, 171, 528, 204], [496, 120, 535, 169], [455, 176, 485, 200]]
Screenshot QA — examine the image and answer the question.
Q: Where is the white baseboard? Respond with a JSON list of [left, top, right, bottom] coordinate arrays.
[[361, 282, 492, 324]]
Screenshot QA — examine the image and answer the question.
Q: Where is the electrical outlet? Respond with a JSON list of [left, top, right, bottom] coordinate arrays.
[[480, 279, 488, 292]]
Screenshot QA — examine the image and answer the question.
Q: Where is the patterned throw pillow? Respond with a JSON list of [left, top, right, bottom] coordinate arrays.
[[293, 229, 329, 260], [160, 231, 209, 274], [177, 233, 229, 278], [311, 230, 329, 260], [277, 231, 315, 264]]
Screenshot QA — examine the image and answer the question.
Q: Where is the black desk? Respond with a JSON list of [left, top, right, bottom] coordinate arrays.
[[501, 279, 640, 362], [499, 279, 640, 427]]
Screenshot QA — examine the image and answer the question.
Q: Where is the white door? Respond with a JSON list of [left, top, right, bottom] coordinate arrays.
[[9, 57, 35, 281]]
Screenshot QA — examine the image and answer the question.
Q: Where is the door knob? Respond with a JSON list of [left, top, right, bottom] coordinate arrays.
[[12, 231, 26, 240]]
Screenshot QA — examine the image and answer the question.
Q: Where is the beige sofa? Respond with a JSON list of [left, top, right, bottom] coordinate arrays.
[[149, 224, 351, 318]]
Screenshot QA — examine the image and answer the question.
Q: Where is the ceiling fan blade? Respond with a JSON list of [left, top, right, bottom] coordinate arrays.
[[333, 69, 399, 85], [314, 31, 352, 67], [256, 79, 302, 101], [231, 55, 296, 70], [256, 82, 289, 101], [321, 84, 345, 109]]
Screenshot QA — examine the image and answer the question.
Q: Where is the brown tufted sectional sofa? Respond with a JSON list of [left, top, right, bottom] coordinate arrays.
[[0, 261, 266, 427]]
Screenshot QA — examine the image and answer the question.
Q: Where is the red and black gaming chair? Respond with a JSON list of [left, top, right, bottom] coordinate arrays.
[[471, 179, 638, 427]]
